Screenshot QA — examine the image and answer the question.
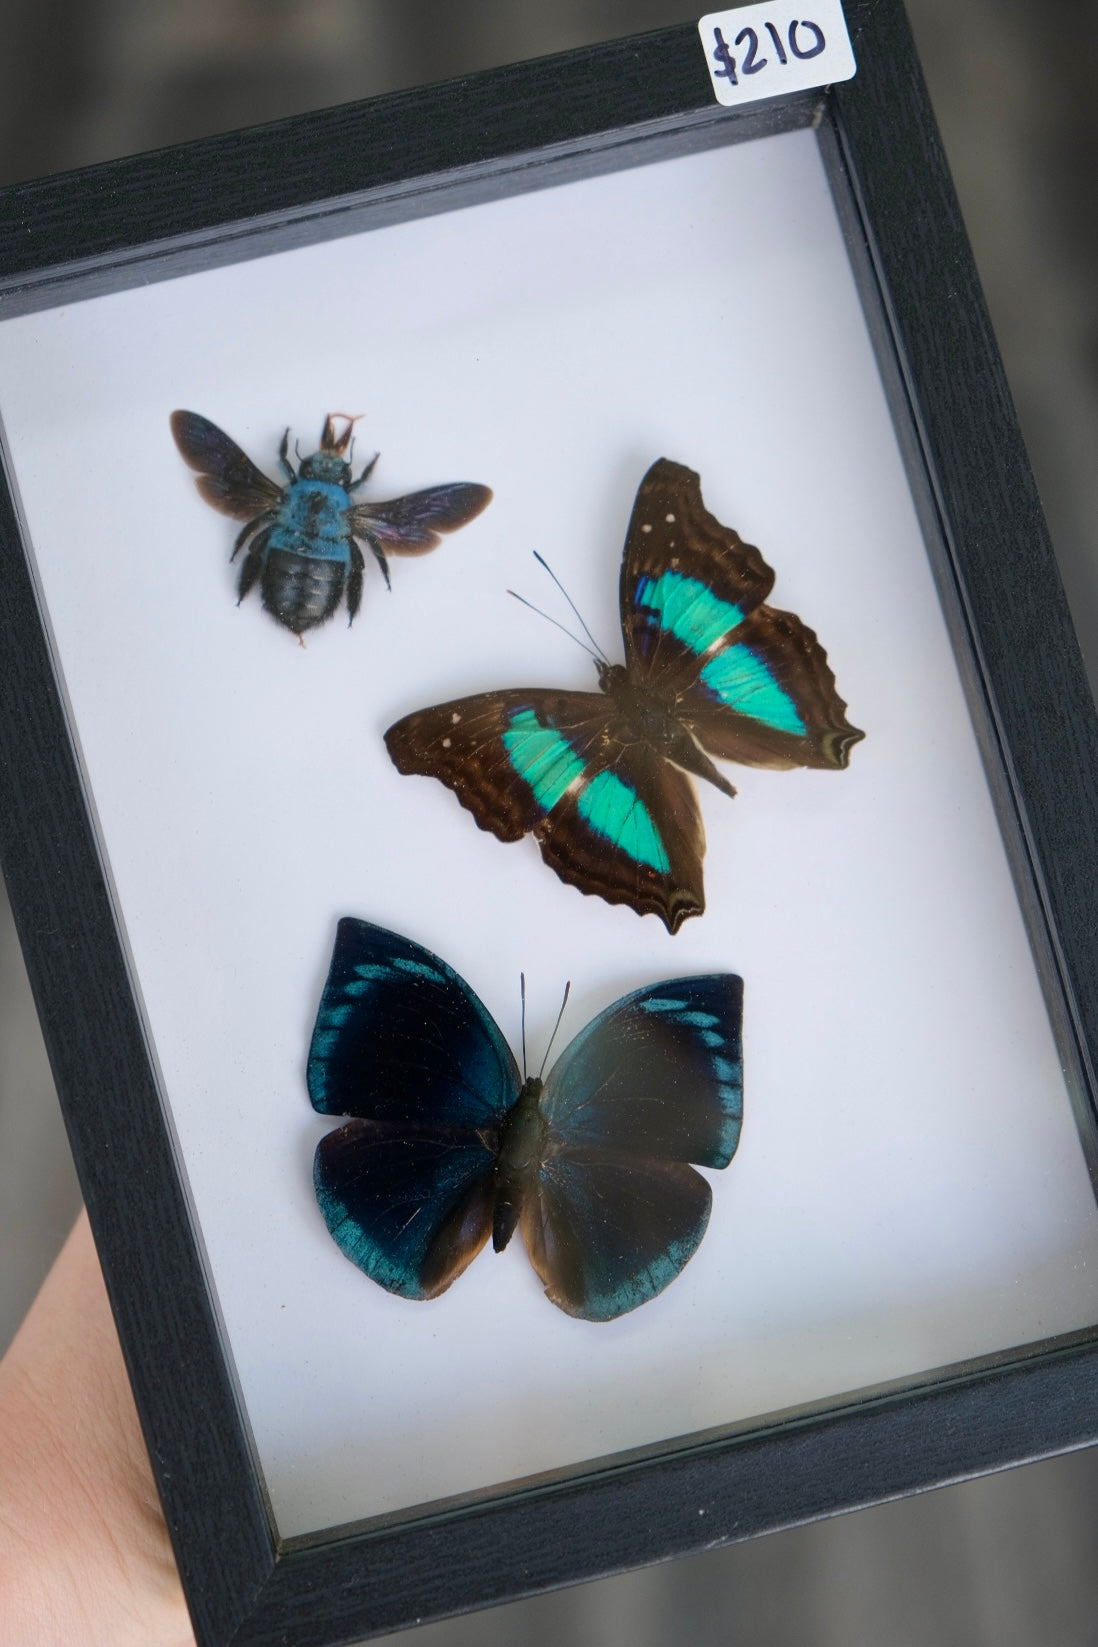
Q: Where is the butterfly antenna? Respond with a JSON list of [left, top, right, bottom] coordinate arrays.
[[520, 972, 528, 1083], [507, 589, 601, 665], [532, 551, 611, 664], [539, 981, 572, 1079]]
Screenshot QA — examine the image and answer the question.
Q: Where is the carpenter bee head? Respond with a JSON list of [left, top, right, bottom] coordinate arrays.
[[300, 413, 361, 484]]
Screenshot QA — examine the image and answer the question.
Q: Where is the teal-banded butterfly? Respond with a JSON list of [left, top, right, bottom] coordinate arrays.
[[385, 459, 863, 932], [309, 918, 743, 1320]]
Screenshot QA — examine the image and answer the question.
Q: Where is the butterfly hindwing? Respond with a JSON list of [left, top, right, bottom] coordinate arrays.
[[670, 604, 865, 770], [308, 919, 520, 1300], [170, 410, 283, 520], [314, 1121, 497, 1301], [534, 741, 706, 933], [521, 975, 744, 1321], [385, 689, 706, 932], [521, 1153, 714, 1322]]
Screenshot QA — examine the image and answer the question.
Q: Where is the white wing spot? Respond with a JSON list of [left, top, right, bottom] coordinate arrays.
[[665, 512, 676, 523], [641, 523, 653, 534], [441, 737, 452, 748], [451, 711, 461, 724]]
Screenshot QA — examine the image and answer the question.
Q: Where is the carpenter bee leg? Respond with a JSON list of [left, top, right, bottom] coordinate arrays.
[[235, 526, 271, 601], [350, 452, 381, 491], [236, 547, 264, 605], [278, 429, 296, 483], [347, 543, 366, 623], [231, 513, 271, 562], [358, 532, 391, 591]]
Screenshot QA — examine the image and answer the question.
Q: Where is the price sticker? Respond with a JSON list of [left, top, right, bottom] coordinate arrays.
[[698, 1, 856, 107]]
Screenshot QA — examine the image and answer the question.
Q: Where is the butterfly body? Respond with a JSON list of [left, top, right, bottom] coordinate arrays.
[[170, 409, 492, 636], [386, 458, 862, 931], [596, 661, 738, 800], [491, 1075, 545, 1252], [309, 918, 744, 1320]]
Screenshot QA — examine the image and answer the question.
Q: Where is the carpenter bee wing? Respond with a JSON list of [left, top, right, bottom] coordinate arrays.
[[352, 482, 493, 556], [171, 410, 283, 520]]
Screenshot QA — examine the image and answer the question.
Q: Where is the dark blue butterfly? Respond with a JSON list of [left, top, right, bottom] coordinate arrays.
[[308, 918, 744, 1321], [171, 410, 492, 637], [385, 458, 862, 931]]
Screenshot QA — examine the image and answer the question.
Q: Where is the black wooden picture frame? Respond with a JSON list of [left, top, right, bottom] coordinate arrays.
[[3, 5, 1098, 1644]]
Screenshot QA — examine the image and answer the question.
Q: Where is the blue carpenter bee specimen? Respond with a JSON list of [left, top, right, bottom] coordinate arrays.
[[171, 410, 493, 638], [308, 917, 744, 1321]]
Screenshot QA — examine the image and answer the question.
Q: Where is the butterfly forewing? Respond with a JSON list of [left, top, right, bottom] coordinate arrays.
[[539, 976, 744, 1166], [385, 690, 548, 844], [620, 458, 775, 679], [385, 689, 706, 932], [308, 920, 520, 1300], [170, 410, 282, 520], [519, 976, 745, 1320], [308, 918, 519, 1126]]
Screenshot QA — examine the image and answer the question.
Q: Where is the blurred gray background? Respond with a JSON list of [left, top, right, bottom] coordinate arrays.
[[2, 2, 1097, 1642]]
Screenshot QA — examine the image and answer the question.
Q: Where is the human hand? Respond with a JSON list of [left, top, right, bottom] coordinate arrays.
[[0, 1210, 195, 1646]]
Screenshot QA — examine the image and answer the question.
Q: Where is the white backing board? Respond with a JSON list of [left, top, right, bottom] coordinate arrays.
[[1, 129, 1096, 1538]]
